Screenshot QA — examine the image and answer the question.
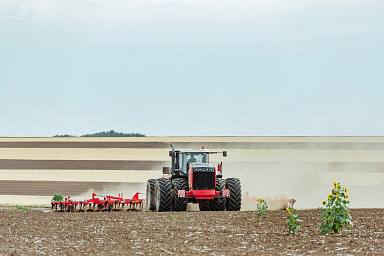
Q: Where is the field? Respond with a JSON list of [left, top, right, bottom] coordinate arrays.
[[2, 136, 384, 208], [1, 209, 383, 255], [1, 137, 384, 255]]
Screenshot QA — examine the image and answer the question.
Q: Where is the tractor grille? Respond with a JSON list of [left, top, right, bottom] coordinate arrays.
[[193, 171, 215, 190]]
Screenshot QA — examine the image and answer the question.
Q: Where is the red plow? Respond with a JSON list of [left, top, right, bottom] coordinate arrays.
[[51, 192, 144, 212]]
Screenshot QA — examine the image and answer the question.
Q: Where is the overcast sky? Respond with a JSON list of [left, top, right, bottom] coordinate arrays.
[[0, 0, 383, 136]]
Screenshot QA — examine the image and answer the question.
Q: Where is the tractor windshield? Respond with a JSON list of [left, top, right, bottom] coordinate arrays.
[[180, 152, 208, 174]]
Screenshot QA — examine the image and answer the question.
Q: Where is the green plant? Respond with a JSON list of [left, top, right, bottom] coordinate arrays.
[[256, 198, 268, 216], [286, 207, 301, 235], [15, 205, 30, 212], [320, 181, 352, 234], [52, 193, 64, 202], [168, 215, 177, 221]]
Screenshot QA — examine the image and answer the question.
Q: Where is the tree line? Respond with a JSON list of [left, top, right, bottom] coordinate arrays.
[[53, 130, 145, 137]]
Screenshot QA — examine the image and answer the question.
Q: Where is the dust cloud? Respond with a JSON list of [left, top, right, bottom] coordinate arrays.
[[39, 161, 384, 210], [224, 161, 384, 210], [71, 182, 147, 202], [164, 143, 384, 209]]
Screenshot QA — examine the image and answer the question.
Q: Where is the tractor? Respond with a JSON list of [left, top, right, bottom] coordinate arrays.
[[146, 146, 241, 212]]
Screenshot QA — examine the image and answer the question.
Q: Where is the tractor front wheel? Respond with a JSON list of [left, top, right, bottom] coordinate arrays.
[[155, 179, 172, 212], [146, 179, 157, 211], [225, 178, 242, 211], [199, 179, 226, 211], [172, 178, 188, 211], [210, 178, 226, 211], [199, 200, 211, 211]]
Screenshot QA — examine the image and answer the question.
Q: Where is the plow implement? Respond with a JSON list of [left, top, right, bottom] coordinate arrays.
[[51, 192, 144, 212]]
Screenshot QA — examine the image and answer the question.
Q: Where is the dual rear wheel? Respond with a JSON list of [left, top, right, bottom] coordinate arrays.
[[155, 179, 173, 212], [172, 178, 188, 211], [225, 178, 242, 211], [146, 179, 156, 211], [146, 178, 173, 212], [146, 178, 186, 212]]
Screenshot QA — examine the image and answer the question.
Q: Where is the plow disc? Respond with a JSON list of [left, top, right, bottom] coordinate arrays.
[[52, 192, 144, 212]]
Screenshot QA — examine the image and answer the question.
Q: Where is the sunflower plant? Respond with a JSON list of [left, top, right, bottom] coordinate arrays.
[[286, 207, 301, 235], [320, 181, 352, 234], [256, 198, 268, 216]]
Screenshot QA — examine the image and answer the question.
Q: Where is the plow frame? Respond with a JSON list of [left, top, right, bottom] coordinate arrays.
[[51, 192, 145, 212]]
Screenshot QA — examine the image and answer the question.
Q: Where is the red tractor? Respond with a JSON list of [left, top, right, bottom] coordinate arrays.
[[146, 146, 241, 212]]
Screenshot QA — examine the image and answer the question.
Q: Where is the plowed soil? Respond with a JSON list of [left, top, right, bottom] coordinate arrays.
[[0, 209, 383, 255]]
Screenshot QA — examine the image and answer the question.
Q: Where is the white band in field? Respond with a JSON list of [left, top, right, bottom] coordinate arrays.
[[1, 149, 384, 162], [0, 148, 168, 161], [0, 195, 52, 207], [0, 170, 161, 183]]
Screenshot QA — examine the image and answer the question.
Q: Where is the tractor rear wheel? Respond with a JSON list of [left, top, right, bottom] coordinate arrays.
[[146, 179, 157, 211], [155, 178, 172, 212], [172, 178, 188, 211], [225, 178, 241, 211], [211, 178, 226, 211]]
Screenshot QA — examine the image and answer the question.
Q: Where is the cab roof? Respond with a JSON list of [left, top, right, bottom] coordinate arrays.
[[174, 149, 212, 153]]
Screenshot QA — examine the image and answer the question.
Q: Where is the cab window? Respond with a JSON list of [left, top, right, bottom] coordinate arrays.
[[180, 153, 208, 174]]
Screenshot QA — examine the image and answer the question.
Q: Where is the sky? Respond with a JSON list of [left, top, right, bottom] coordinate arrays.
[[0, 0, 383, 136]]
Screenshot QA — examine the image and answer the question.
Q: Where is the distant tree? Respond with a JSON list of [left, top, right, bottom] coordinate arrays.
[[53, 134, 75, 137], [81, 130, 145, 137]]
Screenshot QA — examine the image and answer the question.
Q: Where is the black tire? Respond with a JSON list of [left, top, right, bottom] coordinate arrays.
[[225, 178, 242, 211], [199, 200, 211, 211], [172, 178, 188, 211], [146, 179, 157, 211], [199, 179, 226, 211], [211, 178, 226, 211], [155, 179, 173, 212]]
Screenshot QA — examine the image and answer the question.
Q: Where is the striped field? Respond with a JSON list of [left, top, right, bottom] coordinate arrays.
[[0, 136, 384, 208]]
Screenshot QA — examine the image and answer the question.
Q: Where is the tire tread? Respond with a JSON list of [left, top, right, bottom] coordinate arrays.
[[225, 178, 241, 211], [156, 178, 173, 212], [172, 178, 188, 211]]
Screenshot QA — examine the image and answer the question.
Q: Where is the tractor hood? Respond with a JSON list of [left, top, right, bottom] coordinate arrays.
[[190, 162, 215, 172]]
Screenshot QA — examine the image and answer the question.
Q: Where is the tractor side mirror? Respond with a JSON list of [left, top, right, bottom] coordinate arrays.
[[217, 162, 223, 178], [223, 151, 227, 157], [169, 151, 174, 157]]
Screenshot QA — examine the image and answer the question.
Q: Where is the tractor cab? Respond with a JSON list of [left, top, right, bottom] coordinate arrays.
[[169, 149, 226, 177], [178, 151, 209, 175]]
